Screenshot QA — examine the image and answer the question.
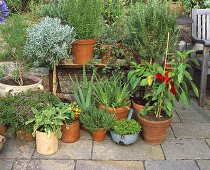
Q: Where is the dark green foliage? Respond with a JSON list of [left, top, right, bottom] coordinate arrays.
[[79, 107, 116, 132], [0, 90, 60, 134], [112, 119, 141, 135], [125, 0, 179, 62], [93, 73, 131, 108]]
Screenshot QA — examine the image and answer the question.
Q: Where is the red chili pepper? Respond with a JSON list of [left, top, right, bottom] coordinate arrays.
[[156, 73, 164, 82], [170, 82, 176, 96]]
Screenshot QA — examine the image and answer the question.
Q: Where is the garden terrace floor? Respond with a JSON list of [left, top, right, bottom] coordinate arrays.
[[1, 99, 210, 170]]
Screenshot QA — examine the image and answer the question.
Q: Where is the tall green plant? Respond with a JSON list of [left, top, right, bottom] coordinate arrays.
[[125, 0, 179, 62], [69, 66, 94, 112], [0, 14, 27, 85], [93, 73, 131, 108], [66, 0, 103, 39]]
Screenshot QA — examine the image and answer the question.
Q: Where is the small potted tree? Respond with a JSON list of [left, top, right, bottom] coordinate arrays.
[[57, 102, 81, 143], [93, 73, 131, 120], [66, 0, 103, 64], [24, 17, 76, 95], [110, 118, 141, 145], [26, 106, 67, 155], [0, 14, 43, 96], [79, 107, 116, 142]]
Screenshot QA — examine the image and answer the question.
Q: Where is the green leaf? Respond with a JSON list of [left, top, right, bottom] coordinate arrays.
[[190, 82, 199, 97], [180, 91, 189, 107], [184, 71, 192, 81], [156, 83, 166, 95], [178, 73, 183, 84], [165, 100, 172, 111], [140, 78, 148, 86]]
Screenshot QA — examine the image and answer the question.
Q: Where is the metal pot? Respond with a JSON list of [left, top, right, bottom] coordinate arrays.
[[110, 130, 139, 145]]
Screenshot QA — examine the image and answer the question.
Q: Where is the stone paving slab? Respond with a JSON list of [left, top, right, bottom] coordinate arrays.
[[206, 139, 210, 147], [171, 123, 210, 139], [76, 160, 144, 170], [0, 139, 35, 159], [145, 160, 199, 170], [172, 112, 181, 123], [92, 139, 164, 161], [12, 160, 30, 170], [0, 160, 14, 170], [197, 160, 210, 170], [166, 126, 175, 139], [32, 140, 92, 160], [162, 139, 210, 159], [26, 160, 75, 170]]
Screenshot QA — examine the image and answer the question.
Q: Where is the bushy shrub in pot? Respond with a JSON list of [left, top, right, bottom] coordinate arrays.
[[79, 107, 116, 142], [26, 106, 67, 155], [128, 49, 199, 144], [0, 14, 43, 96], [24, 17, 76, 95], [66, 0, 103, 64], [110, 118, 141, 145], [0, 90, 61, 141], [57, 102, 82, 143], [93, 73, 132, 120]]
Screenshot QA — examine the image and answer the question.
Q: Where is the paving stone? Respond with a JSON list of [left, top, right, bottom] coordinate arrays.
[[76, 160, 144, 170], [0, 160, 14, 170], [197, 160, 210, 170], [27, 160, 75, 170], [145, 160, 199, 170], [33, 140, 92, 160], [166, 126, 175, 139], [162, 139, 210, 159], [0, 139, 35, 159], [172, 112, 181, 123], [92, 139, 164, 161], [12, 160, 30, 170], [171, 123, 210, 139], [206, 139, 210, 147], [175, 108, 208, 123]]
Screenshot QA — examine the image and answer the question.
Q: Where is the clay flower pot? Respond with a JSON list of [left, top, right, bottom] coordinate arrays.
[[0, 124, 7, 135], [72, 38, 98, 64], [137, 114, 172, 144], [61, 120, 80, 143], [91, 128, 106, 142], [132, 100, 144, 119], [168, 2, 184, 16], [99, 105, 130, 120], [99, 44, 115, 64], [36, 131, 58, 155], [16, 130, 34, 142]]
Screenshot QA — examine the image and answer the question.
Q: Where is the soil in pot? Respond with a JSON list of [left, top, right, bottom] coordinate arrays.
[[36, 131, 58, 155], [16, 130, 34, 142], [99, 105, 130, 120], [137, 113, 172, 144], [91, 128, 106, 142], [61, 121, 80, 143], [72, 39, 97, 65], [0, 124, 7, 136]]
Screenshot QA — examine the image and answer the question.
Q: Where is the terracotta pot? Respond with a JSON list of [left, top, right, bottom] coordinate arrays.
[[0, 135, 5, 151], [36, 131, 58, 155], [99, 105, 130, 120], [61, 121, 80, 143], [91, 128, 106, 142], [168, 2, 184, 16], [0, 124, 7, 136], [99, 44, 116, 64], [132, 100, 144, 119], [137, 114, 172, 144], [16, 130, 34, 142], [72, 38, 98, 64]]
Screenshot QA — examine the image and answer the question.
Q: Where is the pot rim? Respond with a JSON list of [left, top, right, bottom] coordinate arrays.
[[73, 38, 98, 45]]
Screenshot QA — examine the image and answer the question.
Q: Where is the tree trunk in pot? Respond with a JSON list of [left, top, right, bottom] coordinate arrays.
[[36, 131, 58, 155]]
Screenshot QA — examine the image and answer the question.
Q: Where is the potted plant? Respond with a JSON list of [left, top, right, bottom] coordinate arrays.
[[66, 0, 103, 64], [79, 107, 116, 142], [69, 66, 94, 112], [128, 42, 199, 144], [57, 102, 82, 143], [26, 106, 67, 155], [24, 17, 76, 95], [93, 73, 131, 120], [0, 14, 43, 96], [125, 0, 179, 63], [0, 90, 61, 141], [110, 118, 141, 145]]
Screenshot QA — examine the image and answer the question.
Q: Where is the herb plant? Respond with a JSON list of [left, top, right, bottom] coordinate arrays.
[[26, 106, 67, 138], [93, 73, 131, 108], [79, 107, 116, 132], [24, 17, 76, 95], [112, 119, 141, 135]]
